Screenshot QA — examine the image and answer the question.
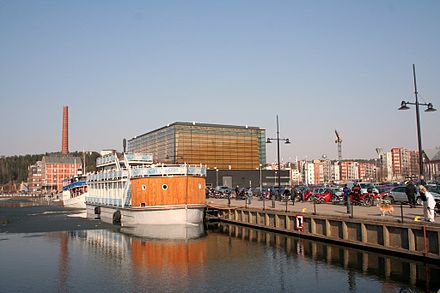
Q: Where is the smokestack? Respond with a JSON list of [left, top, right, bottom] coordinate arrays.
[[61, 106, 69, 155]]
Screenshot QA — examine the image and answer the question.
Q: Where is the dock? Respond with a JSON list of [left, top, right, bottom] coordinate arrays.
[[206, 198, 440, 262]]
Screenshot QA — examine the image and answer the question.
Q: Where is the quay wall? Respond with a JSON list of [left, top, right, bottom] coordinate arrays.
[[213, 207, 440, 261]]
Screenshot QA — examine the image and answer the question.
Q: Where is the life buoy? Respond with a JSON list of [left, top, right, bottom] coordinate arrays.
[[295, 215, 304, 231]]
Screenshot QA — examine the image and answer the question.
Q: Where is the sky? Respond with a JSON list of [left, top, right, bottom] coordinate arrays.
[[1, 0, 439, 162]]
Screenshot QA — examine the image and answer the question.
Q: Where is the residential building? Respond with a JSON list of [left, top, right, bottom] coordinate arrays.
[[27, 161, 43, 193], [425, 147, 440, 181], [41, 155, 82, 191]]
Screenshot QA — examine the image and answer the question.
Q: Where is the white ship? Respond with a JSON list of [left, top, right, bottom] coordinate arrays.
[[85, 152, 207, 226], [61, 175, 87, 209]]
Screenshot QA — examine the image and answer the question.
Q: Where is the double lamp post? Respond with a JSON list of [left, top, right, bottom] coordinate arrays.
[[266, 115, 290, 208], [398, 64, 436, 180]]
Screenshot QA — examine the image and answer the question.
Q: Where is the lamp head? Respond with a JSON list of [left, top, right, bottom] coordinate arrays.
[[266, 138, 272, 143], [425, 103, 437, 112], [285, 138, 291, 144], [398, 101, 410, 110]]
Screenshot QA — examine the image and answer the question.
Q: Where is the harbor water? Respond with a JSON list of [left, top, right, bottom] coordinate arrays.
[[1, 219, 439, 292]]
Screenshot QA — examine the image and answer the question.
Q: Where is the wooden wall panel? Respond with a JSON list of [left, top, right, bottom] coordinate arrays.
[[131, 176, 206, 207]]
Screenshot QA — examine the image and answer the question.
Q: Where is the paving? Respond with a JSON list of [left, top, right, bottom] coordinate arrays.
[[207, 197, 440, 226]]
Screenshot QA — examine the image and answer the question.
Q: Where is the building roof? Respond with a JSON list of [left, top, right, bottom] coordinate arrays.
[[425, 148, 440, 161], [42, 155, 82, 165], [128, 122, 264, 141]]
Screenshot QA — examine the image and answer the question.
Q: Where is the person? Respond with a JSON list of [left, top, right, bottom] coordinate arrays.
[[283, 187, 291, 201], [343, 184, 351, 213], [247, 187, 253, 205], [235, 186, 240, 198], [351, 183, 361, 205], [405, 181, 417, 208], [419, 183, 428, 220], [420, 185, 435, 222]]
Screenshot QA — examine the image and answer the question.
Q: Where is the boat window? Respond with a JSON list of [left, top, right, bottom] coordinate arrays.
[[162, 184, 168, 190], [141, 185, 146, 191]]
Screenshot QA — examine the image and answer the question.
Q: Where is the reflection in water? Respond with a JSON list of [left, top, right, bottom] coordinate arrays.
[[215, 223, 440, 292], [120, 224, 205, 240], [1, 223, 439, 292]]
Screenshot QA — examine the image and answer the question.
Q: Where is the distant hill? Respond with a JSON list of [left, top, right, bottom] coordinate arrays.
[[0, 151, 100, 185]]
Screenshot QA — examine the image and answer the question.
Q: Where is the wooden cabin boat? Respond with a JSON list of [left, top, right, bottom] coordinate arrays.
[[85, 152, 206, 226]]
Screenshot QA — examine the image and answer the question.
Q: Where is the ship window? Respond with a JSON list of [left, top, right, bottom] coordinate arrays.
[[162, 184, 168, 190], [141, 203, 145, 207], [198, 183, 202, 189], [141, 185, 146, 191]]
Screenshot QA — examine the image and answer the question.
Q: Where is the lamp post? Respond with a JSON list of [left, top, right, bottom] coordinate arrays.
[[398, 64, 436, 180], [266, 115, 291, 208], [215, 167, 219, 188]]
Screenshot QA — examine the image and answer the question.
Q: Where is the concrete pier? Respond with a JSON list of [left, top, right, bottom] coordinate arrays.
[[208, 199, 440, 261]]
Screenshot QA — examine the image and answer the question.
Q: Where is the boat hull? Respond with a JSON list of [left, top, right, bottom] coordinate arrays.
[[86, 204, 205, 226], [63, 193, 87, 209]]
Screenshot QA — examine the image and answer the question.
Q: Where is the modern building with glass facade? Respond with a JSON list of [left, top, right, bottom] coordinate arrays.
[[127, 122, 266, 170]]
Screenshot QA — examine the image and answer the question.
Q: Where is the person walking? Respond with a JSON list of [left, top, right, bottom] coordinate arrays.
[[405, 181, 417, 208], [343, 184, 351, 214], [420, 185, 435, 222]]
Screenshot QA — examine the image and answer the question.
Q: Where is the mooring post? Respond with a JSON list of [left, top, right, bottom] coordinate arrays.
[[228, 193, 231, 207], [313, 200, 317, 215], [263, 196, 266, 211], [400, 202, 404, 223], [285, 197, 288, 212], [350, 204, 354, 218]]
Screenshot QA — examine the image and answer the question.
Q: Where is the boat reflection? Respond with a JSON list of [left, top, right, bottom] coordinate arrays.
[[120, 224, 205, 240]]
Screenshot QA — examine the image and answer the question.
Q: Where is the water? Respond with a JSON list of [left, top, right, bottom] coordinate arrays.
[[0, 222, 438, 292]]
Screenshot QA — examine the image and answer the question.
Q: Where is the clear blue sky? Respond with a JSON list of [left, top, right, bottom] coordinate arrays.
[[1, 0, 439, 162]]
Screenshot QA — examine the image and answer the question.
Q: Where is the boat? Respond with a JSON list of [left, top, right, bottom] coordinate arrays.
[[61, 175, 88, 209], [85, 152, 207, 226]]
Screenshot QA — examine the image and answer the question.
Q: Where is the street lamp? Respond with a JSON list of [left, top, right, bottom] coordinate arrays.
[[266, 114, 291, 208], [398, 64, 436, 180], [214, 167, 219, 188]]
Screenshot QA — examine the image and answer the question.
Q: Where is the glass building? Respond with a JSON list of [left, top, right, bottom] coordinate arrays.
[[127, 122, 266, 170]]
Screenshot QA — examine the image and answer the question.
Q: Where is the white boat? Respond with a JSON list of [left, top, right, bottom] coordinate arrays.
[[85, 152, 207, 226], [62, 176, 87, 209]]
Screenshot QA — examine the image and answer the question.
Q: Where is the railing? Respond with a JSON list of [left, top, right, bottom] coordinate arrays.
[[96, 153, 153, 167], [130, 165, 206, 178]]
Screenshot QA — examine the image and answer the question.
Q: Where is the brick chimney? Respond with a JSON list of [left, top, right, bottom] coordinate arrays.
[[61, 106, 69, 155]]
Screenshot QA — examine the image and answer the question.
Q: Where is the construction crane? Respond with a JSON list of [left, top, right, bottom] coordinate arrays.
[[335, 130, 342, 161]]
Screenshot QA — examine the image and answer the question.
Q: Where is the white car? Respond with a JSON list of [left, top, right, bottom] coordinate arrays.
[[387, 186, 440, 204]]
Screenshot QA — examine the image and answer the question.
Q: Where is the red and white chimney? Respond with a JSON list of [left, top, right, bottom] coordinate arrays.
[[61, 106, 69, 155]]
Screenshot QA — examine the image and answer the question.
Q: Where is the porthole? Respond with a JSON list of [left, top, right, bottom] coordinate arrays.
[[198, 183, 202, 189], [162, 184, 168, 190], [141, 185, 146, 191]]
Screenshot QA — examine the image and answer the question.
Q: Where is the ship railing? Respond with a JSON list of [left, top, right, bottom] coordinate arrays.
[[96, 153, 153, 168], [87, 170, 129, 182], [130, 165, 207, 178], [85, 197, 123, 207]]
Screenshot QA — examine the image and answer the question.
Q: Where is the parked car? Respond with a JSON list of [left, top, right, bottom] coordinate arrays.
[[215, 186, 232, 194], [386, 186, 440, 204]]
